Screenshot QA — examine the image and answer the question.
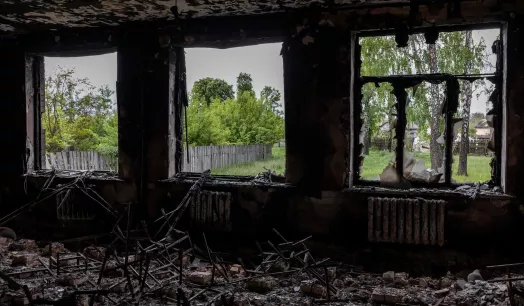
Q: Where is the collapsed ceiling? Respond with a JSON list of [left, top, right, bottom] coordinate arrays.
[[0, 0, 419, 33]]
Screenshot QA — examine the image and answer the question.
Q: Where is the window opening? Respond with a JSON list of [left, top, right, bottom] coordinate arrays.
[[183, 43, 285, 178], [41, 53, 118, 172], [355, 27, 502, 187]]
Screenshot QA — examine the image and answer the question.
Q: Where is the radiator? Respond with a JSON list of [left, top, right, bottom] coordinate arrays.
[[368, 197, 446, 246], [190, 191, 232, 232], [56, 189, 95, 221]]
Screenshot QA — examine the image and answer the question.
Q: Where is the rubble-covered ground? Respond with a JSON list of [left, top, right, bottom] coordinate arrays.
[[0, 235, 521, 306]]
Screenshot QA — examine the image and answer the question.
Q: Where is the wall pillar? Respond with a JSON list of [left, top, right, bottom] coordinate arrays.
[[117, 34, 177, 219], [503, 18, 524, 200], [0, 48, 28, 178], [283, 16, 350, 195]]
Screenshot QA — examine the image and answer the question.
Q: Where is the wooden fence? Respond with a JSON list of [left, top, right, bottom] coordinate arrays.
[[182, 144, 273, 172], [45, 144, 273, 172], [370, 138, 492, 156], [45, 151, 117, 171]]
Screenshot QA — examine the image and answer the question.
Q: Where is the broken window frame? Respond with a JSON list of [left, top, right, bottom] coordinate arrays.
[[351, 24, 504, 188], [25, 55, 45, 173]]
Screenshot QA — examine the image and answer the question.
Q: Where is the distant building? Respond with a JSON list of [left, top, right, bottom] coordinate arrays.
[[474, 119, 491, 139]]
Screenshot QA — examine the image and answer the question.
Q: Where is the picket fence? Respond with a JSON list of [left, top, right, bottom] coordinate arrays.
[[45, 144, 273, 172], [45, 151, 117, 171], [182, 144, 273, 172]]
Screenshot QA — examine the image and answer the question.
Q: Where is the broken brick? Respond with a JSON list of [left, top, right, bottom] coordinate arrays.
[[455, 279, 467, 290], [372, 287, 407, 304], [83, 246, 106, 261], [40, 242, 67, 256], [11, 254, 38, 267], [188, 271, 212, 285], [57, 275, 88, 287], [300, 280, 327, 298], [229, 264, 245, 276], [246, 277, 277, 293], [9, 240, 38, 251], [434, 288, 450, 298]]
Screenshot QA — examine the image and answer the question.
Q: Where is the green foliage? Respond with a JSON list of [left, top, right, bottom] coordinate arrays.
[[186, 97, 231, 146], [186, 73, 284, 146], [360, 31, 489, 144], [236, 72, 255, 98], [191, 77, 234, 106], [43, 67, 117, 156], [260, 86, 284, 117]]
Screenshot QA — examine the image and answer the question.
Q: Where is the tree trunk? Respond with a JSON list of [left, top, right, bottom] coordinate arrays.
[[387, 116, 393, 152], [457, 31, 473, 176], [363, 124, 371, 155], [428, 43, 444, 170]]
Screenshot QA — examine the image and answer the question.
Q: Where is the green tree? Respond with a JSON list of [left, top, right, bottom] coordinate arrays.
[[360, 31, 489, 177], [185, 96, 230, 146], [191, 77, 234, 106], [43, 67, 116, 154], [260, 86, 283, 116], [186, 78, 284, 146], [236, 72, 255, 98]]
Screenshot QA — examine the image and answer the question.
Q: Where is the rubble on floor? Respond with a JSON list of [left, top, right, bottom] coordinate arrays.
[[0, 172, 520, 305], [0, 232, 521, 306]]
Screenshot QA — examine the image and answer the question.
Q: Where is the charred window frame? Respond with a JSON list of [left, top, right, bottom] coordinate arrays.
[[25, 55, 45, 173], [350, 24, 504, 188]]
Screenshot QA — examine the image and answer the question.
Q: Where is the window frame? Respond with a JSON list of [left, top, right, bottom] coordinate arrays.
[[350, 24, 504, 188]]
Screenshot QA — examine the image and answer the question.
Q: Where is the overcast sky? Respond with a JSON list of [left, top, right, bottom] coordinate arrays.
[[45, 30, 498, 115], [45, 43, 285, 104]]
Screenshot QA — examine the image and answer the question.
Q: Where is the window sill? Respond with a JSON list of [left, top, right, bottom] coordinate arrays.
[[160, 172, 292, 189], [347, 185, 514, 200], [24, 170, 122, 182]]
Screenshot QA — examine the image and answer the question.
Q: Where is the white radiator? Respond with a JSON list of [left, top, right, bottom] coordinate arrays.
[[190, 191, 232, 232], [368, 197, 446, 246]]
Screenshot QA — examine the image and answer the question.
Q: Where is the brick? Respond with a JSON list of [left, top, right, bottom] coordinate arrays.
[[455, 279, 467, 290], [300, 280, 327, 297], [57, 275, 88, 287], [229, 264, 245, 276], [9, 240, 38, 251], [83, 246, 106, 261], [382, 271, 394, 282], [40, 242, 67, 257], [372, 287, 407, 304], [188, 271, 212, 285], [434, 288, 450, 298], [246, 277, 277, 293], [11, 254, 38, 267]]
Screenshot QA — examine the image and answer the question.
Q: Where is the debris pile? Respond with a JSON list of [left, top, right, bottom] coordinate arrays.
[[0, 171, 519, 305], [1, 230, 523, 306]]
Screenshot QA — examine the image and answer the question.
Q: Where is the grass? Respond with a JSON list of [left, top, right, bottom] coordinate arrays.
[[212, 146, 286, 176], [361, 149, 492, 183], [211, 147, 491, 183]]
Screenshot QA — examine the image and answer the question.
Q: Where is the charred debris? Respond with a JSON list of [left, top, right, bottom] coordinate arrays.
[[0, 170, 520, 306]]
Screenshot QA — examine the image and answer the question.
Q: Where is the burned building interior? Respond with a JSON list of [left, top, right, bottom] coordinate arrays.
[[0, 0, 524, 305]]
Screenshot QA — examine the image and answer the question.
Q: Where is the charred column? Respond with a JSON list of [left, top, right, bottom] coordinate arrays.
[[117, 34, 178, 220], [283, 15, 350, 194], [0, 48, 28, 178]]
